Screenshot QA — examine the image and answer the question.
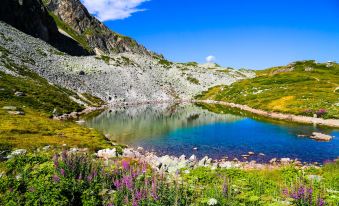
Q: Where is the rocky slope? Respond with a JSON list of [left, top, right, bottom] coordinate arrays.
[[45, 0, 152, 56], [0, 21, 254, 103], [0, 0, 90, 56]]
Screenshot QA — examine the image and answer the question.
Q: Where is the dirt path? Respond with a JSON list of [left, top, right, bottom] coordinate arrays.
[[194, 100, 339, 128]]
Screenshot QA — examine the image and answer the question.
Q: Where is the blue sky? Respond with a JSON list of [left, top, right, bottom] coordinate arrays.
[[84, 0, 339, 69]]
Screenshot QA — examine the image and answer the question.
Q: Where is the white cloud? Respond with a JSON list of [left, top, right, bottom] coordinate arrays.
[[82, 0, 149, 21], [206, 55, 216, 63]]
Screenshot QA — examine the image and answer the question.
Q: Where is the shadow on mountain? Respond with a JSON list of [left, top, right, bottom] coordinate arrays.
[[0, 0, 92, 56]]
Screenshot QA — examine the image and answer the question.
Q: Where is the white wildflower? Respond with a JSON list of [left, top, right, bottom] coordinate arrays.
[[207, 198, 218, 205]]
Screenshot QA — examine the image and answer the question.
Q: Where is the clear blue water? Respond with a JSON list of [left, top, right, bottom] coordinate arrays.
[[85, 103, 339, 163]]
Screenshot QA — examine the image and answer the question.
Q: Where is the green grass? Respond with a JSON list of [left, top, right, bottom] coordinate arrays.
[[0, 62, 84, 116], [0, 150, 338, 205], [180, 62, 199, 67], [96, 55, 111, 64], [158, 59, 173, 69], [0, 46, 111, 150], [197, 60, 339, 119], [187, 76, 200, 85]]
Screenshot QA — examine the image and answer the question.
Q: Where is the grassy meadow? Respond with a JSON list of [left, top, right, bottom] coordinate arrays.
[[0, 150, 338, 205], [197, 60, 339, 119]]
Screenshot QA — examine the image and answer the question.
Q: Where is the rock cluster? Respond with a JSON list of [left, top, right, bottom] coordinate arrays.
[[96, 148, 307, 174]]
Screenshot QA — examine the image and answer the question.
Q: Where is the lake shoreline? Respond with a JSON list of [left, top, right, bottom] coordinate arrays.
[[194, 100, 339, 128], [97, 146, 328, 173]]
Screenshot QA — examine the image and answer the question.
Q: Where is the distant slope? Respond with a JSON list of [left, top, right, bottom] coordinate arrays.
[[45, 0, 153, 56], [197, 60, 339, 119]]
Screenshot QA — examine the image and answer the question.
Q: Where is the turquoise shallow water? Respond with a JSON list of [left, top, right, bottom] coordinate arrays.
[[85, 103, 339, 163]]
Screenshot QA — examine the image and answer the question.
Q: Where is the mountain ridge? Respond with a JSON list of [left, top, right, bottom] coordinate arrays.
[[45, 0, 154, 56]]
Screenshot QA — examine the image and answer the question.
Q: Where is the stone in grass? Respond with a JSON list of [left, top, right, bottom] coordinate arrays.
[[306, 175, 323, 182], [8, 111, 25, 115], [7, 149, 27, 159], [280, 158, 291, 164], [14, 91, 25, 97], [97, 148, 117, 159], [269, 158, 277, 164], [2, 106, 17, 111], [188, 155, 197, 162]]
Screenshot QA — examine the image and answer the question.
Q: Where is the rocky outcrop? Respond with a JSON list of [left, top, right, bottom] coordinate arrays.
[[46, 0, 152, 56], [0, 0, 90, 56]]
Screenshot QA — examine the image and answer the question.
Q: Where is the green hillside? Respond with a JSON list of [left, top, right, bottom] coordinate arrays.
[[0, 46, 110, 151], [197, 60, 339, 119]]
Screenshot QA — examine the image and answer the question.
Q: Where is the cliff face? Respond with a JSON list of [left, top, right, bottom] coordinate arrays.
[[46, 0, 152, 56], [0, 0, 90, 56]]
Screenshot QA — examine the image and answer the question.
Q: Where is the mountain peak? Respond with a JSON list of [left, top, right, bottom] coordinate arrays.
[[46, 0, 152, 56]]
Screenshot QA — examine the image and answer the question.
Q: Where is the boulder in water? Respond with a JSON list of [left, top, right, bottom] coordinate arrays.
[[310, 132, 333, 141]]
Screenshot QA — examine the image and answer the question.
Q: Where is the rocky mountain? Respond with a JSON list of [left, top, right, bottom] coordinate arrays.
[[0, 0, 90, 56], [45, 0, 152, 56], [0, 0, 255, 104], [0, 21, 254, 103]]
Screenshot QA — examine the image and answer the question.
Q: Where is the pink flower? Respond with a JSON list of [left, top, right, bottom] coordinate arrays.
[[52, 174, 60, 183], [60, 168, 65, 176], [122, 160, 130, 170]]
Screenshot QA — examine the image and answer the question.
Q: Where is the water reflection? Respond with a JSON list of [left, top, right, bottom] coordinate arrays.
[[85, 103, 244, 142], [85, 103, 339, 162]]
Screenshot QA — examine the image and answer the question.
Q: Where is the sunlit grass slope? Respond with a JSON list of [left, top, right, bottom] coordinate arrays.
[[0, 46, 110, 151], [197, 60, 339, 119]]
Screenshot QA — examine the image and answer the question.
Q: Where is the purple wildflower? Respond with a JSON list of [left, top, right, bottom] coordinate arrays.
[[282, 188, 289, 196], [53, 154, 59, 168], [141, 162, 147, 173], [317, 198, 325, 206], [122, 175, 133, 190], [78, 174, 83, 180], [114, 179, 122, 189], [93, 170, 98, 178], [87, 174, 93, 182], [151, 177, 158, 200], [132, 199, 138, 206], [61, 150, 68, 161], [28, 187, 35, 192], [135, 190, 143, 200], [52, 174, 60, 183], [60, 168, 65, 176], [316, 109, 327, 117], [122, 160, 130, 170], [223, 180, 229, 197]]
